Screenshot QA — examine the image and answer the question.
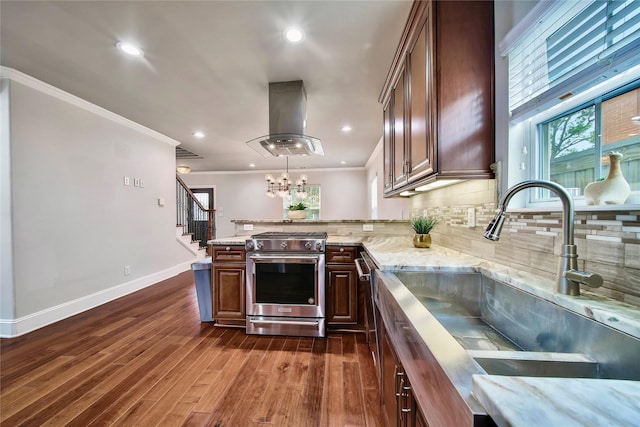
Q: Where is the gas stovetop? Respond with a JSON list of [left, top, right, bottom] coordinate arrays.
[[246, 232, 327, 252]]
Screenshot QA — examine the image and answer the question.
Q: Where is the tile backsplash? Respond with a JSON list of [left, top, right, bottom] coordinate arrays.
[[410, 180, 640, 308]]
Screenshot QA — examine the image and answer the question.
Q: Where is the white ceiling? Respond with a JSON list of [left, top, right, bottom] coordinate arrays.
[[0, 0, 413, 172]]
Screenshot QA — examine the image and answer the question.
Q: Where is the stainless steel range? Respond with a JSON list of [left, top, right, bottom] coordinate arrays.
[[245, 232, 327, 337]]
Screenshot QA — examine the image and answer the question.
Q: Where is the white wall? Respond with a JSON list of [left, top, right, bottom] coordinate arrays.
[[1, 69, 196, 336], [365, 137, 411, 220], [0, 78, 14, 321], [182, 168, 369, 238], [494, 0, 540, 199]]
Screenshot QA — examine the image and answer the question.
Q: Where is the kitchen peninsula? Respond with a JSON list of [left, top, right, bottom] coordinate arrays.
[[209, 219, 640, 427]]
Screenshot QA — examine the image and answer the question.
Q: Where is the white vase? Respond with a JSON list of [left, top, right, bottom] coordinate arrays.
[[584, 152, 630, 205]]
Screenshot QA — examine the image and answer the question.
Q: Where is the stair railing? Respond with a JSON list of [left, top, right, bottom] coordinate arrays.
[[176, 175, 216, 254]]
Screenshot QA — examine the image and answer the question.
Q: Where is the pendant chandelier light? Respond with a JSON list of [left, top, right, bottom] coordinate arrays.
[[265, 157, 308, 199]]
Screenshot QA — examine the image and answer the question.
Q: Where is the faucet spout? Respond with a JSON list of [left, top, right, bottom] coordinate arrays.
[[484, 180, 602, 296]]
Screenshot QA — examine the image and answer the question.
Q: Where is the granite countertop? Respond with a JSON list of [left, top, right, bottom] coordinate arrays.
[[208, 235, 369, 245], [472, 376, 640, 427]]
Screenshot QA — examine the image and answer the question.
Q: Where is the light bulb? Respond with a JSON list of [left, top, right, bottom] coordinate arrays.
[[265, 174, 273, 182], [299, 174, 307, 182], [281, 172, 289, 180], [266, 191, 276, 198]]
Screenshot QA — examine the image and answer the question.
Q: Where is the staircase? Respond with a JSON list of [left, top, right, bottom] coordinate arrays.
[[176, 175, 215, 259]]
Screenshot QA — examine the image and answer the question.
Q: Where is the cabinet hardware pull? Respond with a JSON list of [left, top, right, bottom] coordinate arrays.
[[225, 246, 231, 251]]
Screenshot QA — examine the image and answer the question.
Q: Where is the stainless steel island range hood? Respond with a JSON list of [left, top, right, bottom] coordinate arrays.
[[247, 80, 324, 157]]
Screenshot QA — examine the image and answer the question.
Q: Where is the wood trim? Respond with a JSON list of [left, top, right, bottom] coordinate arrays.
[[379, 0, 430, 104]]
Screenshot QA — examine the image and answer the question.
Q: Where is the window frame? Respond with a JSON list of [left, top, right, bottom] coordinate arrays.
[[527, 79, 640, 206]]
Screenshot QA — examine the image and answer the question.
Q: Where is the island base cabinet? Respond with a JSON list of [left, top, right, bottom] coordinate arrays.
[[212, 264, 245, 320], [326, 264, 358, 325]]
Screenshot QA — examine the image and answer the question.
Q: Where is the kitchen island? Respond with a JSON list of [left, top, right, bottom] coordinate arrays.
[[209, 231, 640, 426]]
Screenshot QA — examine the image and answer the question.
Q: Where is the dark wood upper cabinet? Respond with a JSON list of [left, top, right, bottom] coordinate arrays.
[[380, 0, 494, 196]]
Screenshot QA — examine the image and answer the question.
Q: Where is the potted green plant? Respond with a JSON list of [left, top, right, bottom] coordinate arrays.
[[410, 215, 438, 248], [287, 202, 308, 220]]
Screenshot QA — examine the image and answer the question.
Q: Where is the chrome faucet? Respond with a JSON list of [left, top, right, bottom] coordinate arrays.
[[484, 180, 603, 296]]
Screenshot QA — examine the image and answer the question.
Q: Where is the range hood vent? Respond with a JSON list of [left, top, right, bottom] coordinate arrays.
[[247, 80, 324, 157]]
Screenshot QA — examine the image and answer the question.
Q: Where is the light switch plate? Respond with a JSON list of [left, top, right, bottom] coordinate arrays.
[[123, 176, 130, 186], [243, 224, 254, 231], [363, 224, 374, 231], [467, 207, 476, 228]]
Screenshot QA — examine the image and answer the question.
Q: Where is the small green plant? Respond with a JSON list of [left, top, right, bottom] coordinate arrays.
[[410, 215, 438, 234], [288, 202, 307, 211]]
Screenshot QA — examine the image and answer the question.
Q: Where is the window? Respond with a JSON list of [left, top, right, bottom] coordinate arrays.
[[505, 0, 640, 205], [282, 185, 321, 219], [537, 85, 639, 200]]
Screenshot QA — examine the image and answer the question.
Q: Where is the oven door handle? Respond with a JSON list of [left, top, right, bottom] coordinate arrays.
[[355, 257, 371, 281], [248, 255, 321, 264], [249, 255, 320, 263], [249, 319, 320, 327]]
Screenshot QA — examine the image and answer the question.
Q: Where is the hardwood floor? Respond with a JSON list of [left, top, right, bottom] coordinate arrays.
[[0, 271, 383, 426]]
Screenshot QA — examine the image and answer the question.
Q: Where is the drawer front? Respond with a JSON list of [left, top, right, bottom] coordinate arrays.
[[212, 245, 246, 262], [326, 246, 357, 264]]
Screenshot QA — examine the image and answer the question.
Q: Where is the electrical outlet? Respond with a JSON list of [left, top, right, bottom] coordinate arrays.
[[467, 207, 476, 228], [243, 224, 254, 231], [363, 224, 374, 231], [124, 265, 131, 276]]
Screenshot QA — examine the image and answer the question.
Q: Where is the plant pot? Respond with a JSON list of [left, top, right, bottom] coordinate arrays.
[[413, 233, 432, 248], [287, 210, 307, 220]]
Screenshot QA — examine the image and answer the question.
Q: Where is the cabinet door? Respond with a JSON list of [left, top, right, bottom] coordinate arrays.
[[408, 15, 435, 182], [392, 66, 408, 189], [326, 264, 358, 324], [383, 99, 394, 194], [381, 324, 400, 427], [212, 264, 245, 319]]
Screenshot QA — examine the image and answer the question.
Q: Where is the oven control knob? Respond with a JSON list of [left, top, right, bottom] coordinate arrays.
[[305, 241, 312, 250], [246, 242, 254, 250], [257, 241, 264, 250], [281, 241, 288, 249], [316, 242, 323, 250]]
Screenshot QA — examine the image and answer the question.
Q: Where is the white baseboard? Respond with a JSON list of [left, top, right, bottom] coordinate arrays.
[[0, 259, 197, 338]]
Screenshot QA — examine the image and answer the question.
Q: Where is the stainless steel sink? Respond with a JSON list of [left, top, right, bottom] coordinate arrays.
[[392, 271, 640, 380], [468, 350, 599, 378]]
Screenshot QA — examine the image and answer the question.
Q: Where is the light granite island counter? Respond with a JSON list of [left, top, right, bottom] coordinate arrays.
[[208, 230, 640, 426]]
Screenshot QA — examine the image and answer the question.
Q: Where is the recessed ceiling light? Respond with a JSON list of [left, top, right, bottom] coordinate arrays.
[[116, 41, 143, 57], [193, 131, 205, 138], [249, 163, 256, 168], [284, 27, 304, 43], [341, 125, 352, 132], [340, 160, 347, 164]]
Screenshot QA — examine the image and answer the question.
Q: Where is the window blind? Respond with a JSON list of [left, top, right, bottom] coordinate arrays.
[[507, 0, 640, 122]]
